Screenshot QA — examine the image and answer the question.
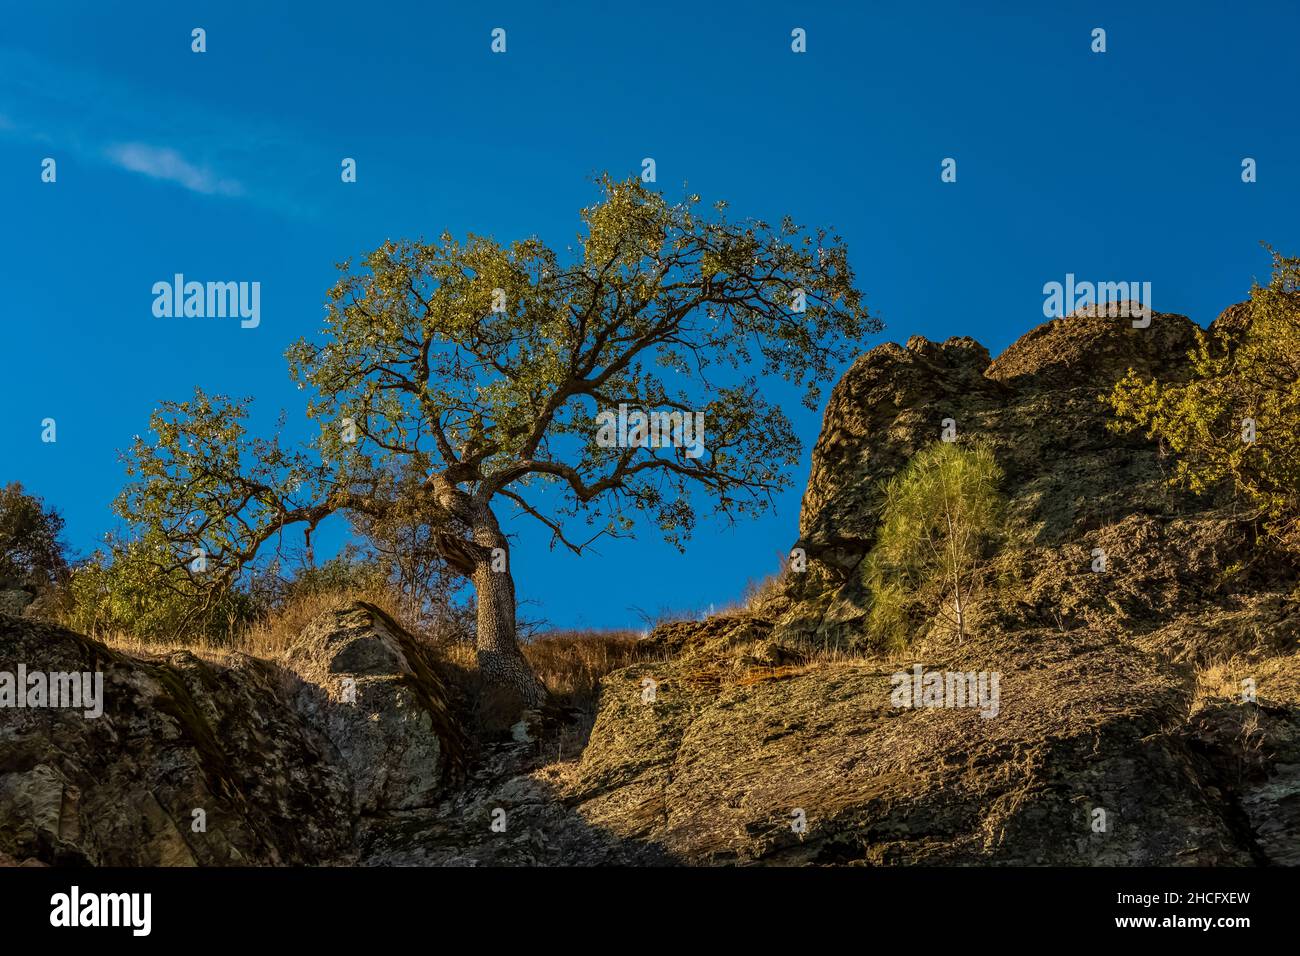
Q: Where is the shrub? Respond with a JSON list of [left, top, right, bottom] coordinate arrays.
[[864, 440, 1005, 646], [62, 538, 255, 644], [0, 482, 68, 594], [1108, 248, 1300, 554]]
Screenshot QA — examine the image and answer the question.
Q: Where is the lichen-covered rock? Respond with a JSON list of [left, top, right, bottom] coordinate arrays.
[[783, 309, 1225, 649], [984, 305, 1199, 389], [564, 618, 1265, 865], [0, 615, 354, 866], [282, 602, 467, 813], [798, 335, 1001, 573], [1209, 300, 1253, 337], [0, 602, 472, 866]]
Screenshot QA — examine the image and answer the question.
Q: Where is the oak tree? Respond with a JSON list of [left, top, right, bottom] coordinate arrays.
[[118, 176, 875, 705]]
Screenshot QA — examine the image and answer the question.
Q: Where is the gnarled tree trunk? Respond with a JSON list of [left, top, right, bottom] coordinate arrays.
[[428, 480, 546, 709], [470, 517, 545, 709]]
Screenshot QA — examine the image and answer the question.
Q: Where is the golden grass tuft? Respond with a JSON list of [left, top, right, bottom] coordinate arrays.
[[523, 628, 666, 704], [240, 585, 412, 659]]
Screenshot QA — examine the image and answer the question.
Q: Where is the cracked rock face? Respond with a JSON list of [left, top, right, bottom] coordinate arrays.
[[0, 615, 354, 865], [282, 602, 467, 814], [563, 610, 1300, 865], [782, 309, 1214, 647], [555, 306, 1300, 865], [0, 601, 466, 866]]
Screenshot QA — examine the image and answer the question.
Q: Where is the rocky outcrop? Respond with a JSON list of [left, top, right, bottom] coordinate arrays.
[[1210, 301, 1253, 337], [797, 334, 1000, 577], [0, 602, 465, 866], [566, 617, 1249, 864], [554, 304, 1300, 866], [283, 602, 467, 813], [0, 615, 353, 865], [5, 304, 1297, 868], [778, 307, 1244, 649], [983, 304, 1199, 388]]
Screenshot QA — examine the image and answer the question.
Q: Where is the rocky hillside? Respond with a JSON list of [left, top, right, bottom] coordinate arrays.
[[3, 305, 1298, 866], [557, 304, 1300, 865]]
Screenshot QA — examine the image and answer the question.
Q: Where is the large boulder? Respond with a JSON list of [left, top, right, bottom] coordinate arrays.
[[1209, 300, 1253, 337], [782, 309, 1212, 648], [985, 305, 1199, 389], [282, 602, 468, 813], [556, 304, 1300, 866], [798, 335, 1000, 573], [0, 601, 469, 866]]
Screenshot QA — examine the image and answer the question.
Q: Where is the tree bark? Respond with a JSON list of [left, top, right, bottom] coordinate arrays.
[[427, 480, 546, 709], [470, 515, 545, 708]]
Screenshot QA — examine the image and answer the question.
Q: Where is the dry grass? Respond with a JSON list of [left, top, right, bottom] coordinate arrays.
[[241, 586, 413, 659], [1193, 649, 1300, 711], [732, 663, 814, 686], [90, 579, 891, 712], [97, 585, 416, 665], [518, 628, 671, 760], [96, 628, 237, 665], [524, 628, 666, 705], [426, 627, 672, 742], [92, 586, 815, 759], [94, 585, 667, 707], [1194, 658, 1254, 708], [741, 564, 792, 612]]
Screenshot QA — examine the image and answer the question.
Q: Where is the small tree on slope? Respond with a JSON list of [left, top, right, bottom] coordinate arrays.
[[0, 482, 68, 594], [865, 441, 1004, 646]]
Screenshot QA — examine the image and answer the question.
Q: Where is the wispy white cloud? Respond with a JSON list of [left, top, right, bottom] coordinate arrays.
[[0, 47, 315, 217], [104, 142, 244, 197]]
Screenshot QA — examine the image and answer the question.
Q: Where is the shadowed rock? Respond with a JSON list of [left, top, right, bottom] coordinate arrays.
[[0, 601, 468, 865], [283, 601, 468, 813], [0, 615, 353, 865]]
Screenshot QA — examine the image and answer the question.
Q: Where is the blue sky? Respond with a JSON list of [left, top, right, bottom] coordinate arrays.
[[3, 1, 1297, 630]]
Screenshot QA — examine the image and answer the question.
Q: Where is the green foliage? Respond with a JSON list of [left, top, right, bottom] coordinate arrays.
[[117, 390, 324, 597], [276, 174, 874, 550], [114, 175, 875, 666], [64, 537, 256, 643], [865, 441, 1005, 646], [0, 482, 68, 592], [246, 547, 388, 605], [61, 538, 467, 647], [1108, 248, 1300, 553]]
